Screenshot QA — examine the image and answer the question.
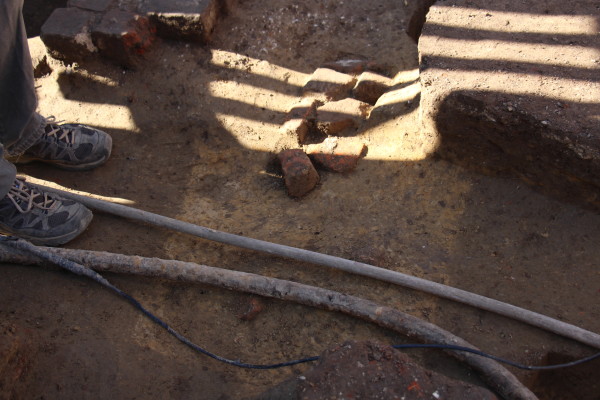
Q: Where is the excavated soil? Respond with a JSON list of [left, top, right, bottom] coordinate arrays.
[[2, 0, 599, 399]]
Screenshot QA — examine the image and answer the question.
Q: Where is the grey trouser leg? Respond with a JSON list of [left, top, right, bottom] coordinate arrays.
[[0, 0, 37, 147], [0, 0, 44, 198], [0, 145, 17, 199]]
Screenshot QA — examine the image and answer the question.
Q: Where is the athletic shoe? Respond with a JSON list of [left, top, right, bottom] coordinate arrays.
[[0, 178, 92, 246], [14, 117, 112, 171]]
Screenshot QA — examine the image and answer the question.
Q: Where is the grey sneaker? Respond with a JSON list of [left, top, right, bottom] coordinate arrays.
[[0, 178, 93, 246], [15, 117, 112, 171]]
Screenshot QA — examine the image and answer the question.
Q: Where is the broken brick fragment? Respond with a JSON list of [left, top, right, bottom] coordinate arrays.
[[92, 10, 156, 67], [353, 71, 392, 105], [277, 149, 320, 198], [281, 98, 320, 144], [303, 68, 356, 101], [317, 98, 372, 136], [308, 141, 367, 173], [139, 0, 223, 43], [40, 7, 97, 63], [92, 10, 156, 59], [237, 298, 264, 321]]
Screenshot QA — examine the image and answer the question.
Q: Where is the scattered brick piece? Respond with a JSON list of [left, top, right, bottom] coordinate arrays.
[[308, 140, 367, 173], [277, 149, 320, 197], [139, 0, 222, 43], [281, 118, 310, 144], [68, 0, 115, 12], [40, 7, 97, 62], [317, 98, 372, 136], [237, 298, 265, 321], [353, 71, 392, 105], [303, 68, 356, 101], [281, 98, 320, 144], [92, 10, 156, 67]]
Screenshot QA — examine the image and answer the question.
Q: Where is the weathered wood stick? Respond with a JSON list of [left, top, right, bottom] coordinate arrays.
[[30, 183, 600, 351], [0, 243, 537, 400]]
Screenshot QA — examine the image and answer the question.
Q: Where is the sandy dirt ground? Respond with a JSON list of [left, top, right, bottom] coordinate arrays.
[[2, 0, 599, 399]]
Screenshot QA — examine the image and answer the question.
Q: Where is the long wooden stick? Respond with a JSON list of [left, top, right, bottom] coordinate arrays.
[[32, 183, 600, 350], [0, 243, 537, 400]]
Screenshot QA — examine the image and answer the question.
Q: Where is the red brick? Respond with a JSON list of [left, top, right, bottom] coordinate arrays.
[[92, 10, 156, 67], [316, 98, 372, 136], [308, 141, 367, 173], [237, 298, 264, 321], [40, 8, 98, 62], [281, 98, 320, 144], [352, 71, 392, 105], [277, 149, 320, 198], [303, 68, 356, 101], [281, 119, 310, 144], [139, 0, 223, 43]]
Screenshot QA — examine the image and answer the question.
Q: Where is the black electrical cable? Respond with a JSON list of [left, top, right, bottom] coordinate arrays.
[[3, 236, 599, 371], [391, 344, 600, 371]]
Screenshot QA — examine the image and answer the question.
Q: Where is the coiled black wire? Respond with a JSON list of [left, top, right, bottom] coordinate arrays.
[[3, 236, 599, 371]]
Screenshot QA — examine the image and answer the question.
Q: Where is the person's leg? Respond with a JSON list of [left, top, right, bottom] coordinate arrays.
[[0, 0, 112, 169], [0, 146, 17, 200], [0, 0, 42, 151], [0, 0, 97, 245]]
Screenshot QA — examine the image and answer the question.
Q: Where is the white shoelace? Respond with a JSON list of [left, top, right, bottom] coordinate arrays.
[[7, 179, 55, 213]]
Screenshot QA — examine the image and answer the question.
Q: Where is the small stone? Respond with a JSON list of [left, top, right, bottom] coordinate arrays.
[[277, 149, 320, 197], [352, 71, 392, 105], [317, 98, 372, 136], [303, 68, 356, 101]]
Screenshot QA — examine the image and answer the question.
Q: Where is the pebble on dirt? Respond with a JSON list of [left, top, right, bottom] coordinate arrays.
[[277, 149, 320, 198]]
